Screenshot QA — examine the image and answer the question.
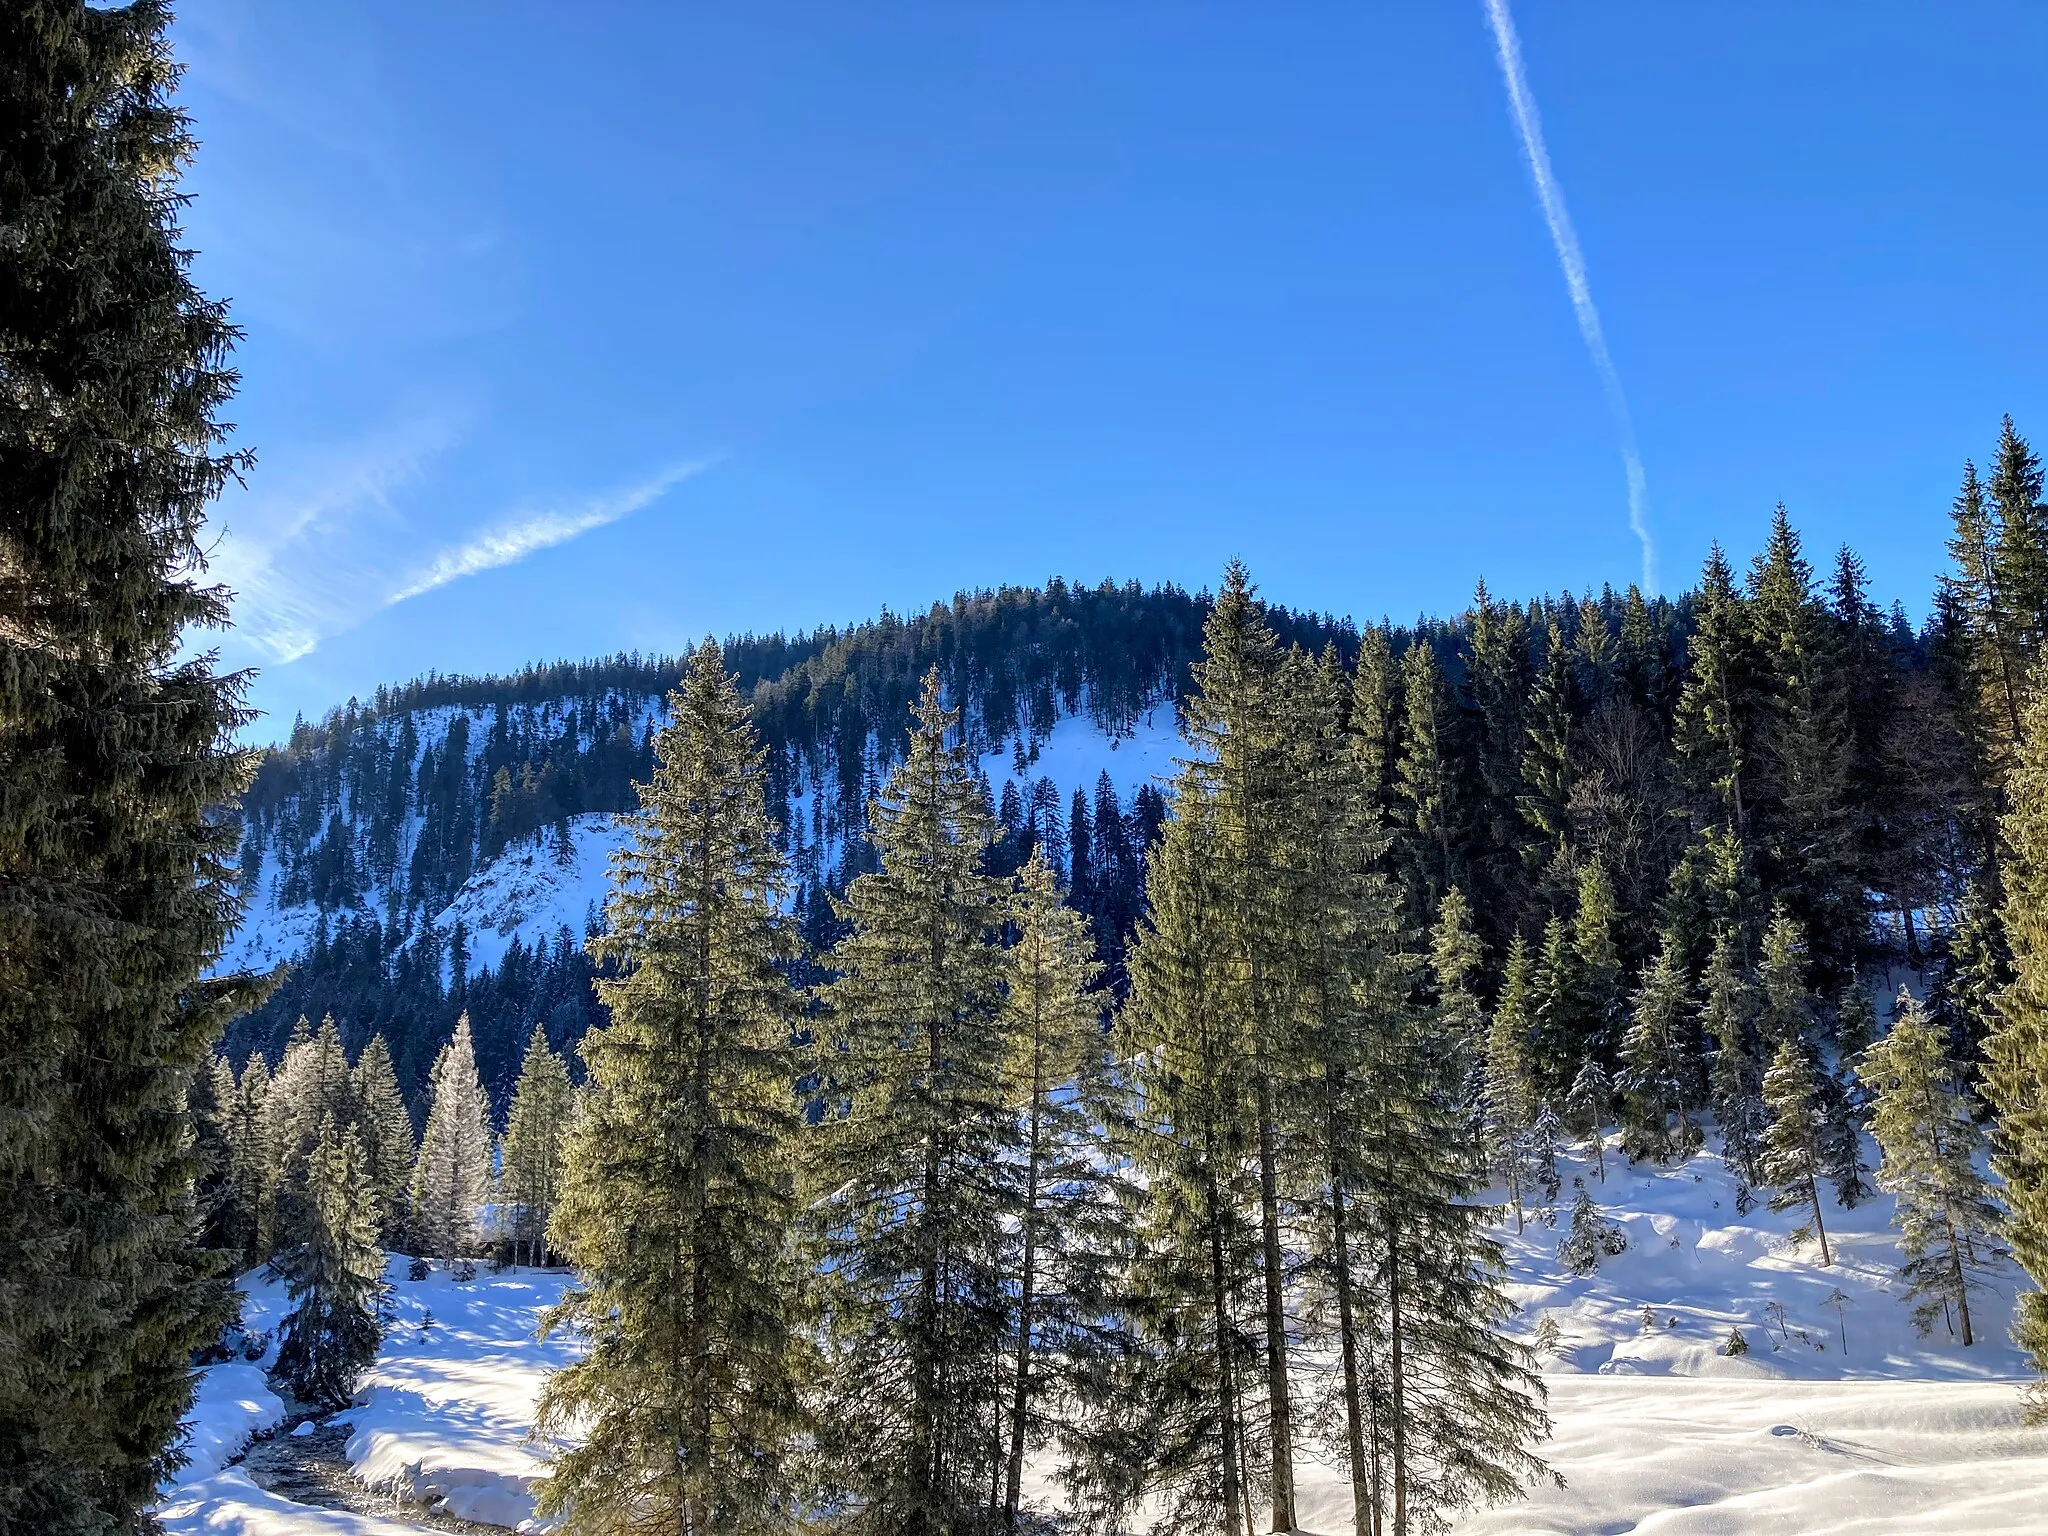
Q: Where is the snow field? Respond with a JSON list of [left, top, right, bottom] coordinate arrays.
[[344, 1259, 576, 1529]]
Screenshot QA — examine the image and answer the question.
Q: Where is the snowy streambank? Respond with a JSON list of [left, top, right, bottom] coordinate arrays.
[[159, 1260, 576, 1534], [344, 1261, 577, 1527]]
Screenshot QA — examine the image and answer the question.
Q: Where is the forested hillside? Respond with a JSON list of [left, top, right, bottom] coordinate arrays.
[[224, 475, 1987, 1122]]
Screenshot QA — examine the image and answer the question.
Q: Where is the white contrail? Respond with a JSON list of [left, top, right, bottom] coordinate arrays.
[[1483, 0, 1657, 593]]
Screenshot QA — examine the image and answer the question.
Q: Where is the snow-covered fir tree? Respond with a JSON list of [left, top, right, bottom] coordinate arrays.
[[538, 641, 807, 1534], [408, 1016, 493, 1261], [1702, 931, 1766, 1210], [274, 1123, 385, 1409], [1564, 1058, 1611, 1183], [1864, 991, 2006, 1345], [1484, 936, 1543, 1233]]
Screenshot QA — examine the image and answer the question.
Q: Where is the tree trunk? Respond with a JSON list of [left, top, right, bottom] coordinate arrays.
[[1331, 1165, 1371, 1536], [1003, 1080, 1045, 1528], [1207, 1165, 1245, 1536], [1388, 1216, 1408, 1536], [1806, 1164, 1832, 1267], [1256, 1078, 1296, 1531]]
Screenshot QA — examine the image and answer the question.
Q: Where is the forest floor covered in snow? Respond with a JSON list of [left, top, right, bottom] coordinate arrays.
[[160, 1138, 2048, 1534]]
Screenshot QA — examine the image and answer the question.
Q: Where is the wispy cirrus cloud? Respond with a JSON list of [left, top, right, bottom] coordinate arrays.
[[386, 461, 709, 605], [209, 415, 710, 666]]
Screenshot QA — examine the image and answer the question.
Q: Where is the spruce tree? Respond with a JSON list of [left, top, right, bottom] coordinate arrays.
[[996, 852, 1132, 1531], [1175, 567, 1308, 1531], [351, 1034, 416, 1248], [0, 4, 265, 1520], [1702, 932, 1765, 1209], [1483, 938, 1541, 1232], [1863, 992, 2005, 1346], [538, 640, 807, 1534], [1617, 938, 1702, 1163], [408, 1016, 493, 1262], [1429, 887, 1489, 1153], [810, 668, 1016, 1533], [1757, 908, 1812, 1050], [1397, 639, 1462, 919], [274, 1123, 385, 1411], [499, 1025, 574, 1268], [1674, 544, 1754, 834], [1564, 1059, 1610, 1182], [1292, 648, 1408, 1536], [1760, 1039, 1835, 1266], [1984, 676, 2048, 1407], [1126, 789, 1265, 1536]]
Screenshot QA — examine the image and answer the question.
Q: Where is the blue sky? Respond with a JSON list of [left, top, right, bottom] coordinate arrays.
[[175, 2, 2048, 737]]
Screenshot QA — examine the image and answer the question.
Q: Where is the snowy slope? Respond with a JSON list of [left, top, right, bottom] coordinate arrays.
[[976, 703, 1184, 810], [433, 812, 630, 976], [344, 1259, 576, 1527]]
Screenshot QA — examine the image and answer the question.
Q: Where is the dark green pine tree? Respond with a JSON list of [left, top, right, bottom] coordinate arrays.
[[1176, 565, 1308, 1532], [1863, 991, 2006, 1347], [273, 1123, 385, 1411], [1396, 639, 1463, 922], [1483, 937, 1542, 1234], [0, 15, 266, 1503], [1463, 583, 1534, 924], [1126, 785, 1265, 1536], [1287, 646, 1408, 1536], [1341, 913, 1553, 1536], [1616, 935, 1702, 1163], [350, 1033, 416, 1249], [1517, 614, 1578, 881], [810, 668, 1016, 1534], [1984, 676, 2048, 1413], [536, 641, 808, 1535], [1350, 623, 1406, 846], [1702, 930, 1766, 1209], [498, 1024, 574, 1269], [996, 852, 1135, 1532], [1745, 507, 1863, 980], [1530, 915, 1586, 1099], [1673, 544, 1754, 836]]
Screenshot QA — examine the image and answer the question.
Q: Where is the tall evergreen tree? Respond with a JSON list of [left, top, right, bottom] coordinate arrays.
[[538, 641, 808, 1534], [995, 852, 1132, 1531], [1760, 1039, 1835, 1267], [1175, 566, 1308, 1531], [1702, 931, 1765, 1209], [1397, 639, 1462, 920], [1127, 789, 1265, 1536], [351, 1034, 416, 1248], [1984, 676, 2048, 1410], [273, 1123, 384, 1411], [810, 669, 1016, 1534], [1617, 937, 1702, 1163], [1674, 544, 1754, 835], [408, 1016, 493, 1262], [1483, 938, 1542, 1233], [1863, 992, 2005, 1346], [0, 5, 267, 1520], [500, 1024, 574, 1268]]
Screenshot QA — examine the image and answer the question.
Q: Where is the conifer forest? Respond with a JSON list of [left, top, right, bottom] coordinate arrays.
[[7, 4, 2048, 1536]]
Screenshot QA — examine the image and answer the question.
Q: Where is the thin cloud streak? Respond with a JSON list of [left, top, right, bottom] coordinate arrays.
[[1483, 0, 1657, 593], [386, 459, 711, 606]]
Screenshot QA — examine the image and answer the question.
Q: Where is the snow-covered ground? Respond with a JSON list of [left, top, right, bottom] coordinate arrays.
[[160, 1260, 573, 1535], [432, 812, 627, 975], [977, 704, 1184, 810], [162, 1130, 2048, 1533]]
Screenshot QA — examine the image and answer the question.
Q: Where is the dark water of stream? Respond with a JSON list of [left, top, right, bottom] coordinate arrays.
[[237, 1414, 503, 1534]]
